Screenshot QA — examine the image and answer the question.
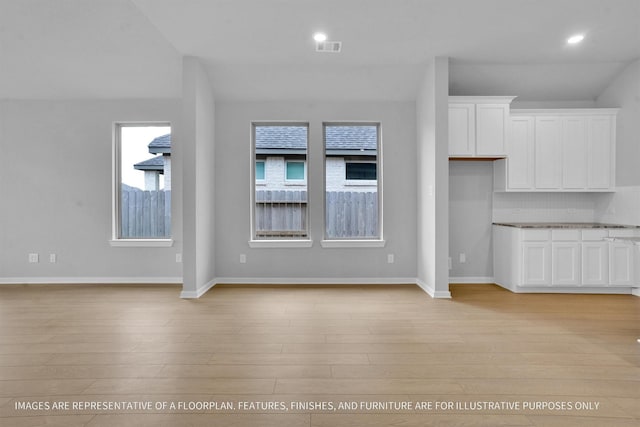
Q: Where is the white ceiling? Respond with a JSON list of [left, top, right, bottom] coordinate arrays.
[[1, 0, 638, 101]]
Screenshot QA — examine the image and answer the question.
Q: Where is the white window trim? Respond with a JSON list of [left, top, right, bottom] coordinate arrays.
[[323, 122, 383, 242], [111, 122, 172, 246], [345, 180, 377, 187], [250, 122, 311, 244], [110, 239, 173, 247], [320, 239, 385, 248], [249, 239, 314, 248]]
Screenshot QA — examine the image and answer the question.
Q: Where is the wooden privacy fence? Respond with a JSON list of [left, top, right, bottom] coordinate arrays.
[[326, 191, 378, 238], [255, 190, 378, 238], [121, 189, 171, 238], [255, 190, 307, 237]]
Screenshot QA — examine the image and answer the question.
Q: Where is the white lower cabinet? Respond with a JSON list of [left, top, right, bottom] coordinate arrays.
[[609, 242, 635, 286], [552, 242, 581, 286], [493, 225, 638, 292], [582, 242, 609, 285], [522, 242, 551, 286]]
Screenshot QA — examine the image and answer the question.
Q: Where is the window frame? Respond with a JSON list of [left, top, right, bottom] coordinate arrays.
[[321, 122, 384, 247], [284, 160, 307, 185], [255, 159, 266, 185], [344, 160, 378, 186], [110, 121, 173, 247], [249, 122, 312, 248]]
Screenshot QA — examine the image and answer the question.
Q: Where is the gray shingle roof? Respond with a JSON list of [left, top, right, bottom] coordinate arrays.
[[255, 126, 307, 149], [325, 125, 377, 150], [134, 155, 164, 171], [149, 134, 171, 154], [255, 125, 377, 150]]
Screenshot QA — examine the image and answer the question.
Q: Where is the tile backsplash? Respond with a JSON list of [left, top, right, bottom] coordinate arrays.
[[493, 192, 599, 223], [493, 187, 640, 226]]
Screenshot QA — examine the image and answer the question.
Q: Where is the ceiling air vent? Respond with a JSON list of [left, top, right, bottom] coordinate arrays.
[[316, 41, 342, 53]]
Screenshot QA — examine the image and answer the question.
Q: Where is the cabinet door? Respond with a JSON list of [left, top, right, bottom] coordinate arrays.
[[506, 116, 534, 189], [582, 242, 609, 286], [588, 116, 613, 189], [562, 117, 588, 189], [609, 242, 635, 286], [552, 243, 581, 286], [534, 117, 562, 189], [522, 242, 551, 286], [449, 104, 475, 156], [476, 104, 508, 156]]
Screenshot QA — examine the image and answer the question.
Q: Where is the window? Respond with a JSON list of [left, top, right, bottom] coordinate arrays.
[[285, 160, 306, 182], [324, 123, 381, 240], [252, 123, 309, 241], [112, 123, 172, 243], [346, 162, 377, 180], [255, 160, 265, 182]]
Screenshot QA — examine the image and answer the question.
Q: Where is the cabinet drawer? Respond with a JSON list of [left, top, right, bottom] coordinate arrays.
[[582, 229, 608, 241], [522, 229, 550, 241], [609, 229, 640, 238], [552, 229, 581, 241]]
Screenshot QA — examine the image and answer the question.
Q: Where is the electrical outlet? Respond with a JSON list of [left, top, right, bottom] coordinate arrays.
[[459, 253, 466, 263], [49, 254, 56, 263], [28, 253, 39, 263], [175, 253, 182, 263], [387, 254, 395, 264], [240, 254, 247, 264]]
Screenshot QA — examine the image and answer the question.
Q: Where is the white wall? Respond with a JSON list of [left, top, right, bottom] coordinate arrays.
[[0, 99, 182, 282], [449, 161, 493, 280], [416, 57, 450, 297], [214, 101, 416, 281], [593, 59, 640, 226], [596, 59, 640, 187], [180, 57, 217, 297]]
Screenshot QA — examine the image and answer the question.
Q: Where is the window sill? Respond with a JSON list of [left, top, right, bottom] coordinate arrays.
[[321, 239, 386, 248], [109, 239, 174, 247], [248, 239, 313, 248], [345, 180, 377, 186]]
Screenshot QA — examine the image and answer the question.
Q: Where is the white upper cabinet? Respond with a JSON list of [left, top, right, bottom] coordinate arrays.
[[534, 116, 563, 189], [495, 109, 618, 192], [588, 116, 614, 189], [448, 96, 516, 158], [448, 103, 475, 156]]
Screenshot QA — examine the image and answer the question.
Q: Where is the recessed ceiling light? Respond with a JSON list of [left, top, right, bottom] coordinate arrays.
[[313, 32, 327, 42], [567, 34, 585, 44]]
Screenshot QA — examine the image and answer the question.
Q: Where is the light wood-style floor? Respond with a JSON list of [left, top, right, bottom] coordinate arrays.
[[0, 283, 638, 426]]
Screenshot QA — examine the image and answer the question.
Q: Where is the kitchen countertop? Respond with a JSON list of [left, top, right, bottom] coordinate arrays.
[[493, 222, 640, 229]]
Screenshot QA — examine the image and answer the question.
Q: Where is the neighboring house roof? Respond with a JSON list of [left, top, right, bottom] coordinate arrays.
[[134, 155, 164, 172], [256, 126, 307, 154], [133, 133, 171, 172], [256, 125, 377, 156], [325, 126, 377, 151], [149, 134, 171, 154]]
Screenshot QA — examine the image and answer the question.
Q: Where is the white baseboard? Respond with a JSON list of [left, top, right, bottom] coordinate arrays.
[[0, 277, 182, 285], [193, 277, 428, 298], [212, 277, 417, 286], [449, 276, 495, 284], [180, 279, 216, 299], [496, 282, 633, 295], [632, 288, 640, 297], [416, 278, 452, 299]]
